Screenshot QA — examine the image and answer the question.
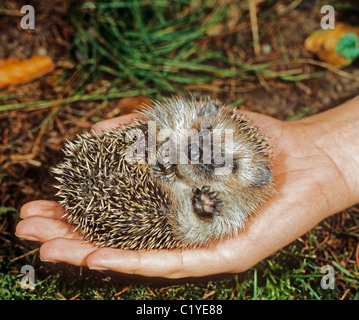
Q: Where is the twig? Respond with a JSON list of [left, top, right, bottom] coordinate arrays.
[[294, 58, 359, 82], [114, 286, 129, 297], [57, 292, 67, 300], [202, 290, 216, 299], [256, 72, 270, 92], [340, 289, 351, 300], [31, 104, 62, 155], [7, 103, 64, 160], [0, 9, 23, 16], [249, 0, 261, 56], [10, 248, 39, 263], [147, 287, 156, 297], [69, 293, 81, 300]]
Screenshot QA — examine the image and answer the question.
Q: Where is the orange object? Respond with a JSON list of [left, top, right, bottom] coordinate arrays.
[[304, 22, 359, 67], [107, 95, 153, 117], [0, 55, 55, 88]]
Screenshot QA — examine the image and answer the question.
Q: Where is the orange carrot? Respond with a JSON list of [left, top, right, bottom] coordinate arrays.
[[0, 55, 55, 88]]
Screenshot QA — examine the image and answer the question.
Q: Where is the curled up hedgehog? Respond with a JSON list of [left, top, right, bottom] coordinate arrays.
[[52, 97, 275, 250]]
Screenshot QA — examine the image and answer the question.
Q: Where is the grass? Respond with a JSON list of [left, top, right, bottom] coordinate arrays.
[[70, 0, 231, 93], [65, 0, 331, 98], [0, 246, 346, 300], [0, 0, 354, 114]]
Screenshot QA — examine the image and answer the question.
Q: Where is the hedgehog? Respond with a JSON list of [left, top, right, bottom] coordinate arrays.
[[52, 97, 275, 250]]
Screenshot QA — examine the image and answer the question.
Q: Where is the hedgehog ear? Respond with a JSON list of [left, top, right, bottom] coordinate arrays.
[[199, 103, 219, 116], [250, 165, 272, 187]]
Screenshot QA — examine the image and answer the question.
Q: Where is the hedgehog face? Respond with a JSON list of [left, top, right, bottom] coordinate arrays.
[[176, 103, 237, 181], [173, 102, 272, 189]]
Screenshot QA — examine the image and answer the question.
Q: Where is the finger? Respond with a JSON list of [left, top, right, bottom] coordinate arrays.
[[40, 238, 99, 266], [91, 112, 145, 135], [20, 200, 65, 219], [15, 216, 82, 242], [234, 110, 287, 162], [236, 110, 284, 144], [87, 241, 239, 279]]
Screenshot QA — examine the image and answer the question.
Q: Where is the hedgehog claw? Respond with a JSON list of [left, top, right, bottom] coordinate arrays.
[[201, 186, 209, 193], [192, 185, 223, 218], [209, 191, 217, 198], [213, 209, 220, 216], [214, 200, 224, 207]]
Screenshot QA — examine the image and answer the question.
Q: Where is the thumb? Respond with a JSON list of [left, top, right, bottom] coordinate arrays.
[[90, 112, 145, 136]]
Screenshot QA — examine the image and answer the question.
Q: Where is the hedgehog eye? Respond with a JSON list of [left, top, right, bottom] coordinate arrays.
[[250, 165, 271, 186]]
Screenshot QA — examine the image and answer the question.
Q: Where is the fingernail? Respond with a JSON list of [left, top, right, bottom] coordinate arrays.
[[39, 256, 60, 263], [89, 266, 109, 271], [16, 234, 39, 241]]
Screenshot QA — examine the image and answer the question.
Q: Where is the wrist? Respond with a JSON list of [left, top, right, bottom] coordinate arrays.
[[299, 96, 359, 212]]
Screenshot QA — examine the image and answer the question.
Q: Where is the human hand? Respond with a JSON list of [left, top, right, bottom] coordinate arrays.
[[16, 101, 358, 278]]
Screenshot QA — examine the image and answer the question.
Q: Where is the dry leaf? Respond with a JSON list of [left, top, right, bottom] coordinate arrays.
[[0, 55, 55, 89], [107, 95, 152, 117], [304, 22, 359, 67]]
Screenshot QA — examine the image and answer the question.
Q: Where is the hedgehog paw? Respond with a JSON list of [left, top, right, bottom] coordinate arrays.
[[192, 186, 223, 218]]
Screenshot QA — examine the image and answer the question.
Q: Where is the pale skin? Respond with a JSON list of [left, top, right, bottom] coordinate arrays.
[[16, 95, 359, 278]]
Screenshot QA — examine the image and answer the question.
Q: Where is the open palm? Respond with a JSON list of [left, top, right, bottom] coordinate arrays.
[[16, 109, 351, 278]]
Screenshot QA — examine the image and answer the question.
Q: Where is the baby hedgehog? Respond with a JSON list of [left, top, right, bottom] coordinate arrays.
[[53, 97, 275, 250]]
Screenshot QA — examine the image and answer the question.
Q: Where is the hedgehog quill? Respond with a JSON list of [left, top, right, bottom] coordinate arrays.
[[53, 98, 275, 250]]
